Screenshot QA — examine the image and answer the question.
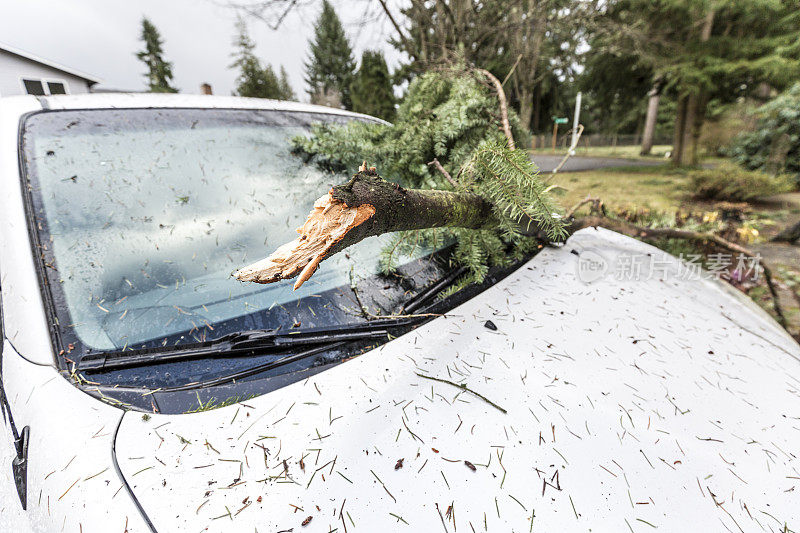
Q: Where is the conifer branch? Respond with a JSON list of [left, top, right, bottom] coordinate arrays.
[[234, 164, 499, 289]]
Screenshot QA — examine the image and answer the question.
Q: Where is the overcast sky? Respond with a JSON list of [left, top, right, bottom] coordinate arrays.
[[0, 0, 403, 99]]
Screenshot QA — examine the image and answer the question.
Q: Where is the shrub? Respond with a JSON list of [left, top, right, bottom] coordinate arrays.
[[728, 83, 800, 178], [689, 162, 794, 201]]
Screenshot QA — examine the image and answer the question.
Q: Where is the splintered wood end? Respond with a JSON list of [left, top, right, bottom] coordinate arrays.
[[233, 192, 375, 289]]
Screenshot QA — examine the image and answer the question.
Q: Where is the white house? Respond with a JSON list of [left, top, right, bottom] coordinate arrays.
[[0, 42, 100, 97]]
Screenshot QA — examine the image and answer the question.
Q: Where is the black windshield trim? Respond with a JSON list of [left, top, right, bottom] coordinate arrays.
[[17, 110, 65, 368]]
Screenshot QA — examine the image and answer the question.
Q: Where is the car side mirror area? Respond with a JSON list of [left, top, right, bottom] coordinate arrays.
[[1, 270, 30, 510]]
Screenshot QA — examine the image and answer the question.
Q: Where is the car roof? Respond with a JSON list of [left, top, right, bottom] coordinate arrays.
[[30, 93, 381, 122]]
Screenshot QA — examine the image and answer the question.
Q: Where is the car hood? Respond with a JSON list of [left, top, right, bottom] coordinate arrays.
[[114, 228, 800, 532]]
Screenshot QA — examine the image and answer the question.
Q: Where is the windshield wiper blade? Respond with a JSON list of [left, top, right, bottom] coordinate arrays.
[[213, 317, 420, 349], [77, 317, 423, 372], [400, 266, 467, 314]]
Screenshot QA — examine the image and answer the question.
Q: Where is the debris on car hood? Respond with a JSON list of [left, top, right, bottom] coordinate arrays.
[[115, 228, 799, 532]]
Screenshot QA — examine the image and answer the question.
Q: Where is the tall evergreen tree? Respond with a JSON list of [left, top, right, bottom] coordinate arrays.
[[230, 17, 295, 100], [304, 0, 356, 109], [277, 66, 296, 101], [350, 50, 395, 121], [136, 18, 177, 93]]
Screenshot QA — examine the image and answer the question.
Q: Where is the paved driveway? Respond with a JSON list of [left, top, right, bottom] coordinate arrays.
[[531, 154, 665, 173]]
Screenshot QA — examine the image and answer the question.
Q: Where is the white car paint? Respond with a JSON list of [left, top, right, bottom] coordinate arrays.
[[1, 94, 798, 532], [115, 228, 800, 532]]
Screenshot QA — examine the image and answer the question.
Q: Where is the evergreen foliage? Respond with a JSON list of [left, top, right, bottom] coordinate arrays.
[[304, 0, 356, 108], [729, 83, 800, 178], [350, 50, 396, 122], [277, 66, 296, 101], [593, 0, 800, 164], [231, 18, 295, 100], [136, 18, 178, 93], [293, 66, 562, 287]]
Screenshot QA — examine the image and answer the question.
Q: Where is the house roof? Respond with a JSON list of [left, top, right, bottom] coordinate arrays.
[[0, 41, 102, 85]]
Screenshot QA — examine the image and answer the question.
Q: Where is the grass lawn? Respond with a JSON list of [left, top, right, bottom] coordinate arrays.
[[532, 144, 674, 160], [548, 164, 690, 211]]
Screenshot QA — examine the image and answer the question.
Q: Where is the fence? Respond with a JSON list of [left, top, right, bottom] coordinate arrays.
[[531, 132, 673, 150]]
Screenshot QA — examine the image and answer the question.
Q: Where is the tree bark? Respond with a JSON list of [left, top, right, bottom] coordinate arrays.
[[671, 95, 687, 165], [680, 92, 699, 165], [518, 86, 533, 133], [234, 168, 498, 289], [640, 77, 662, 155]]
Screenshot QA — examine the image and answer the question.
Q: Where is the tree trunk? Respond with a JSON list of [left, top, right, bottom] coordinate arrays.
[[671, 95, 687, 165], [680, 92, 699, 165], [234, 169, 500, 288], [518, 86, 533, 133], [533, 83, 542, 133], [640, 77, 662, 155], [689, 90, 709, 165], [682, 9, 715, 166]]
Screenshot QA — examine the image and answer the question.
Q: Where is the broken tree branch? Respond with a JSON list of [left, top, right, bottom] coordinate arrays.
[[428, 158, 459, 188], [234, 164, 499, 289], [235, 165, 789, 332], [551, 124, 585, 175], [475, 68, 515, 150]]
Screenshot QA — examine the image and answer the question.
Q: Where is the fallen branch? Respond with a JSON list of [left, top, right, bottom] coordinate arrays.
[[564, 196, 604, 220], [550, 124, 585, 175], [235, 166, 789, 332], [475, 69, 515, 150], [234, 164, 498, 289], [414, 372, 507, 414]]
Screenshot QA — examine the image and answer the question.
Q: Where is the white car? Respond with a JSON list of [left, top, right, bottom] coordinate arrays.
[[1, 94, 798, 533]]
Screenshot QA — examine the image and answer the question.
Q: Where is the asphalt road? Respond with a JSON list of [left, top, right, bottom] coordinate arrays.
[[531, 154, 665, 173]]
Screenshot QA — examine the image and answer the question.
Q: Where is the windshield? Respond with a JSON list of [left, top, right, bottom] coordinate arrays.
[[22, 108, 432, 353], [20, 107, 538, 412]]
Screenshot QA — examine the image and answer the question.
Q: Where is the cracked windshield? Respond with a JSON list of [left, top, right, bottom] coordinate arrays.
[[22, 108, 406, 353]]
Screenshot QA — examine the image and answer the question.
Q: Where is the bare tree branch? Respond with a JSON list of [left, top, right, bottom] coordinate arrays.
[[475, 68, 515, 150], [427, 158, 459, 188], [375, 0, 417, 59]]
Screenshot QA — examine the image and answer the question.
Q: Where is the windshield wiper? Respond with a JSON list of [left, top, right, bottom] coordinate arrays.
[[77, 316, 422, 372], [77, 267, 467, 374], [399, 265, 467, 314]]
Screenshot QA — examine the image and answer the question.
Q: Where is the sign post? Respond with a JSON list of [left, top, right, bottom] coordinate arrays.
[[571, 92, 582, 152], [551, 116, 568, 152]]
